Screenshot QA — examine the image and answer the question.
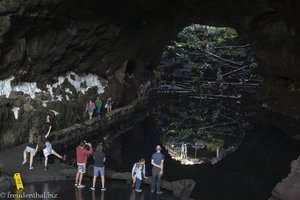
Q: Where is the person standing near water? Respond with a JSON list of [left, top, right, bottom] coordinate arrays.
[[150, 145, 165, 194], [75, 140, 93, 188], [90, 145, 106, 191], [131, 158, 147, 192]]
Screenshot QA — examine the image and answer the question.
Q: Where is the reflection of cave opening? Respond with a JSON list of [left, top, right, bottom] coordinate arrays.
[[153, 24, 260, 165]]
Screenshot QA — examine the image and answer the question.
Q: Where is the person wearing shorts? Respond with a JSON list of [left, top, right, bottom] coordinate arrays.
[[85, 100, 96, 120], [22, 131, 38, 170], [41, 115, 65, 171], [91, 145, 106, 191], [75, 141, 93, 188], [105, 97, 113, 113], [43, 141, 65, 171]]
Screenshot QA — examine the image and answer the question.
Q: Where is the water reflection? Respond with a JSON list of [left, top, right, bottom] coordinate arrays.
[[92, 190, 105, 200], [19, 180, 176, 200], [152, 97, 258, 165], [75, 188, 83, 200], [130, 189, 144, 200]]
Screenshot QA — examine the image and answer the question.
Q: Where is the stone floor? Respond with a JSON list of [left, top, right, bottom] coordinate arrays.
[[0, 144, 178, 200]]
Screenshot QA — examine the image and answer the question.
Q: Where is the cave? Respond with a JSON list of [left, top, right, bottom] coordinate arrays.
[[0, 1, 300, 200]]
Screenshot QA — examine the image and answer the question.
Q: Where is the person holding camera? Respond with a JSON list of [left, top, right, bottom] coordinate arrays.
[[75, 140, 93, 188]]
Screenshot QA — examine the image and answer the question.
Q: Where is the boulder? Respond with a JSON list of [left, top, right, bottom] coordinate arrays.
[[86, 167, 196, 200], [269, 155, 300, 200], [0, 176, 14, 192]]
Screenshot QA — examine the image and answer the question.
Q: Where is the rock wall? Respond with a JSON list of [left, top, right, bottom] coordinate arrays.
[[0, 0, 300, 146], [269, 155, 300, 200]]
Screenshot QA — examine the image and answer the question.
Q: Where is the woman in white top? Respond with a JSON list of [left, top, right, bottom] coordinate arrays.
[[22, 132, 38, 170]]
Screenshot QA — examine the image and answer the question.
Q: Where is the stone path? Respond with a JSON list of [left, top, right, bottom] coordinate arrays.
[[0, 144, 70, 183]]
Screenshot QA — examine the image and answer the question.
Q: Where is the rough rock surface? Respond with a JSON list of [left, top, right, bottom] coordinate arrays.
[[0, 0, 299, 147], [269, 155, 300, 200], [0, 176, 13, 192], [0, 0, 299, 148], [85, 167, 196, 200]]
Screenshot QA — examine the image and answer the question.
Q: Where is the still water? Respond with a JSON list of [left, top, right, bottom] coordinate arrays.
[[12, 180, 175, 200]]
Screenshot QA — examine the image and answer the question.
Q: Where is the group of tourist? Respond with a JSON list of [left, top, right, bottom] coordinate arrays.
[[131, 145, 165, 194], [22, 115, 65, 171], [21, 91, 165, 194], [85, 96, 113, 121], [74, 143, 165, 194]]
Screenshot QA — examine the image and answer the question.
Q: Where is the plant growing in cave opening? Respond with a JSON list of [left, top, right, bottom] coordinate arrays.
[[157, 24, 245, 85], [152, 23, 258, 165]]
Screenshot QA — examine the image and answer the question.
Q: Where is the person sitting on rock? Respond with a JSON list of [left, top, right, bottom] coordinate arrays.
[[42, 115, 65, 171], [85, 100, 96, 120], [22, 130, 39, 170]]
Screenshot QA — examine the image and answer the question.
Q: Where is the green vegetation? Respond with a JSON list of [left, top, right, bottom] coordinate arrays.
[[205, 135, 224, 151], [153, 70, 164, 79], [157, 24, 240, 82]]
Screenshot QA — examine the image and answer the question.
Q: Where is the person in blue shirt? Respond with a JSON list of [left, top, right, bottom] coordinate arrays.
[[150, 145, 165, 194], [131, 158, 147, 192]]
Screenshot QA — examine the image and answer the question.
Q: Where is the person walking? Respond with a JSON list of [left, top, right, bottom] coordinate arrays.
[[42, 115, 65, 171], [90, 145, 106, 191], [22, 131, 39, 170], [95, 96, 102, 121], [150, 145, 165, 194], [75, 140, 93, 188], [85, 100, 96, 120]]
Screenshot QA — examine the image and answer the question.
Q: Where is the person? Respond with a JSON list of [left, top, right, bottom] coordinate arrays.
[[95, 96, 102, 121], [105, 97, 113, 113], [180, 143, 186, 161], [85, 100, 96, 120], [41, 115, 65, 171], [22, 130, 39, 170], [75, 140, 93, 188], [150, 145, 165, 194], [131, 158, 147, 192], [216, 68, 223, 82], [91, 145, 106, 191], [132, 162, 143, 192]]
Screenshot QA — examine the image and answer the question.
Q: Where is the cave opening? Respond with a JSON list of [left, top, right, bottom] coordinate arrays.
[[1, 1, 300, 200], [147, 24, 260, 165], [117, 25, 300, 200]]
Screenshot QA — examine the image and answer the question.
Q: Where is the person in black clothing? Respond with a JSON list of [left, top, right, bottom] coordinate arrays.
[[40, 115, 65, 171], [90, 145, 106, 191], [41, 115, 52, 136]]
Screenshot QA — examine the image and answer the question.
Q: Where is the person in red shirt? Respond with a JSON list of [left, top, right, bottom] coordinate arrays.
[[75, 140, 93, 188]]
